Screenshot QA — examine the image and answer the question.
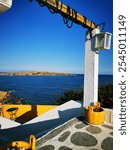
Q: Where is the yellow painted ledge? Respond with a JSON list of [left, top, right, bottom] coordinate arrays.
[[2, 104, 58, 120]]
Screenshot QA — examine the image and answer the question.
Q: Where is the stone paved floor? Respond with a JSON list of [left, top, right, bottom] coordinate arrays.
[[36, 117, 113, 150]]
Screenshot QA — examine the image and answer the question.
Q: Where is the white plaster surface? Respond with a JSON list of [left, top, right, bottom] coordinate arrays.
[[0, 116, 20, 129], [25, 100, 84, 125], [84, 29, 100, 107]]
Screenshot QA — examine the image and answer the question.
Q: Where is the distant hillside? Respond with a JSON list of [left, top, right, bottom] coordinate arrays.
[[0, 71, 75, 76]]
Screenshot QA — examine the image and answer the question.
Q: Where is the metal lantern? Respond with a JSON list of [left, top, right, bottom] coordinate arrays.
[[94, 32, 112, 50], [0, 0, 12, 13]]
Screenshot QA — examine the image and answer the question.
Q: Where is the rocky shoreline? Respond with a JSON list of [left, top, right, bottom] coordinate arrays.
[[0, 71, 75, 76]]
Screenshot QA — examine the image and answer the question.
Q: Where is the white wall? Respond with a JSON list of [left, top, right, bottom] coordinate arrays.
[[0, 116, 20, 129]]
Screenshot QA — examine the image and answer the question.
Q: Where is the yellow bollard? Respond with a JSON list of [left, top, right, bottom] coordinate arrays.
[[29, 135, 36, 150], [85, 102, 104, 125], [0, 135, 36, 150]]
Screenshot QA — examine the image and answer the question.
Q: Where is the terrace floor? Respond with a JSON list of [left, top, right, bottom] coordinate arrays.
[[36, 116, 113, 150]]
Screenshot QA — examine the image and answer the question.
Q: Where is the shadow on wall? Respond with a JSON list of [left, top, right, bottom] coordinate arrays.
[[15, 106, 38, 123], [0, 105, 83, 147]]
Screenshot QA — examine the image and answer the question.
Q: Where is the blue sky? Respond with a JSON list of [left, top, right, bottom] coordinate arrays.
[[0, 0, 113, 74]]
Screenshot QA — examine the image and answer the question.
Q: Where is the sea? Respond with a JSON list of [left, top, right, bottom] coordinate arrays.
[[0, 75, 112, 105]]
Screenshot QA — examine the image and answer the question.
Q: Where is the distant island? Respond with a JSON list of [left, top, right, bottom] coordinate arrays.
[[0, 71, 75, 76]]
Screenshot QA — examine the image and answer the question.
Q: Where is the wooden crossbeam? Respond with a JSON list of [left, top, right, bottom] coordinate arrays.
[[37, 0, 98, 30]]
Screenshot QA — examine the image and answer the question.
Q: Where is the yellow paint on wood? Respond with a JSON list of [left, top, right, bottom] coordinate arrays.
[[38, 0, 98, 29]]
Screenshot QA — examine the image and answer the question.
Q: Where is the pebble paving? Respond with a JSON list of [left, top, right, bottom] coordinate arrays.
[[109, 132, 113, 136], [58, 131, 70, 142], [86, 125, 102, 134], [101, 137, 113, 150], [71, 132, 98, 147], [39, 145, 55, 150], [59, 146, 72, 150], [75, 122, 87, 129], [37, 117, 113, 150]]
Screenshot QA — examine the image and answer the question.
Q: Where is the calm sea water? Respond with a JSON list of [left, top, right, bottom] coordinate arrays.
[[0, 75, 112, 105]]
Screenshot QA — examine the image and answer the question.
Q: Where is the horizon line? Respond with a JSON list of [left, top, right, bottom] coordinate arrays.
[[0, 70, 113, 76]]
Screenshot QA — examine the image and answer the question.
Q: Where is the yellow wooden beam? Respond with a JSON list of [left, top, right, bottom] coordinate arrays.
[[37, 0, 98, 30]]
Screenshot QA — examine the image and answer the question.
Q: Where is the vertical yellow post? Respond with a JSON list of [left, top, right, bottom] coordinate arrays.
[[30, 135, 36, 150]]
